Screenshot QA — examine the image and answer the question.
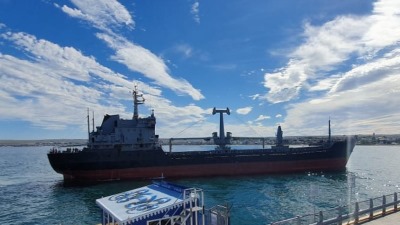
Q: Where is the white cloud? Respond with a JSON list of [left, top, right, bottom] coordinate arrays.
[[96, 33, 204, 100], [191, 2, 200, 24], [330, 50, 400, 94], [261, 0, 400, 135], [249, 94, 260, 100], [263, 0, 400, 104], [0, 31, 161, 96], [0, 29, 207, 135], [275, 114, 282, 118], [60, 1, 204, 101], [0, 31, 156, 129], [175, 43, 193, 58], [280, 44, 400, 136], [0, 29, 278, 138], [263, 60, 309, 103], [236, 107, 252, 115], [0, 36, 264, 137], [362, 0, 400, 49], [0, 53, 110, 129], [209, 63, 237, 71], [61, 0, 134, 32], [282, 72, 400, 136], [263, 16, 368, 103], [255, 115, 271, 122], [309, 76, 341, 92]]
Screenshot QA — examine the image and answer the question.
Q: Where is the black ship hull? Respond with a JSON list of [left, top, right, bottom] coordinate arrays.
[[47, 137, 355, 182]]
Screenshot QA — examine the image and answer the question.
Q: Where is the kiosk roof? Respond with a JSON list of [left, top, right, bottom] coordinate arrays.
[[96, 181, 187, 224]]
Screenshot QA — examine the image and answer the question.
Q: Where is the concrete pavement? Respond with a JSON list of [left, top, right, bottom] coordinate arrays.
[[358, 210, 400, 225]]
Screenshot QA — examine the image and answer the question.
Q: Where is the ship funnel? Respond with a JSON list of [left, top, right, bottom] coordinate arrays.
[[276, 125, 283, 146]]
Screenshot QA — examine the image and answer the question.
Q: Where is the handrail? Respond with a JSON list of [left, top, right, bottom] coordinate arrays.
[[270, 192, 400, 225]]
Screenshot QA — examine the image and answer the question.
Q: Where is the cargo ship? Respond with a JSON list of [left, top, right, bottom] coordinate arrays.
[[47, 88, 356, 182]]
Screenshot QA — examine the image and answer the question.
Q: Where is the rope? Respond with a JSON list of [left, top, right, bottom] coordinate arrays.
[[170, 114, 212, 138], [231, 112, 265, 137]]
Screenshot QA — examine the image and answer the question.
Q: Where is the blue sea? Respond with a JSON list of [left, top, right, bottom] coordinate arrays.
[[0, 145, 399, 225]]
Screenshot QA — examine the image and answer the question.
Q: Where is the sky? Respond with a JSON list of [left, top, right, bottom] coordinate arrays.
[[1, 0, 400, 140]]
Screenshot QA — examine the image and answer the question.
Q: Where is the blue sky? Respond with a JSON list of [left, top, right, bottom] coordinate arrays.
[[1, 0, 399, 140]]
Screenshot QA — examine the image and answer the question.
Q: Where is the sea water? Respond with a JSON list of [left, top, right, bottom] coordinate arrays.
[[0, 145, 399, 225]]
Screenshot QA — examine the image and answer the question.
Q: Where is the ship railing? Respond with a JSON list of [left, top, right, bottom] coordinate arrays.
[[165, 146, 324, 157], [49, 147, 83, 154], [167, 137, 272, 151], [269, 192, 400, 225], [49, 147, 59, 154]]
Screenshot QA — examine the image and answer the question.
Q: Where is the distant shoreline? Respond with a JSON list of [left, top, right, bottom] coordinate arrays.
[[1, 136, 399, 147], [0, 139, 87, 147]]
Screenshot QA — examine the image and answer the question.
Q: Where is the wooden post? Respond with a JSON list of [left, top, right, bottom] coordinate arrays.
[[318, 211, 323, 224], [369, 198, 374, 219], [296, 215, 301, 225], [383, 195, 386, 215], [394, 192, 398, 211], [354, 202, 359, 224], [337, 206, 343, 224]]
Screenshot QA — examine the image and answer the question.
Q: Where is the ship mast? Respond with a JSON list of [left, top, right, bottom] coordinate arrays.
[[87, 108, 90, 139], [132, 86, 145, 119], [328, 118, 331, 143], [92, 111, 95, 132]]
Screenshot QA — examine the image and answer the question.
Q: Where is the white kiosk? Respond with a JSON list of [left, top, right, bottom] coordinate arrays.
[[96, 181, 214, 225]]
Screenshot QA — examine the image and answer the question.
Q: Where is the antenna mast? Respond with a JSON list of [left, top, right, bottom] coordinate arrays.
[[87, 108, 90, 139], [133, 86, 145, 119], [328, 118, 331, 143], [92, 110, 95, 132]]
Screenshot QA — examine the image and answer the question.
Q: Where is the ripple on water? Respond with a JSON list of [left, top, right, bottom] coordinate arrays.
[[1, 145, 400, 225]]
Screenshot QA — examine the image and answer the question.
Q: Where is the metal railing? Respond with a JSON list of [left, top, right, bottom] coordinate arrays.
[[270, 192, 399, 225], [205, 205, 230, 225]]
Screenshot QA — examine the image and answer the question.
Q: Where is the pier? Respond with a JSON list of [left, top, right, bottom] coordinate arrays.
[[270, 192, 400, 225], [360, 210, 400, 224]]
